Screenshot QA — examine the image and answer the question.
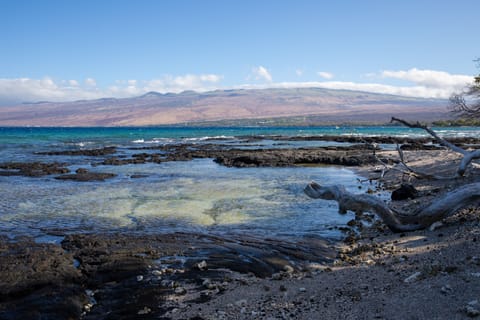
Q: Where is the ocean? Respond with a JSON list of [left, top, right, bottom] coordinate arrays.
[[1, 125, 478, 242]]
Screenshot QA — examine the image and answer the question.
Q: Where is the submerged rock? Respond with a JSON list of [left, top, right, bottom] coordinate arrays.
[[55, 170, 117, 181]]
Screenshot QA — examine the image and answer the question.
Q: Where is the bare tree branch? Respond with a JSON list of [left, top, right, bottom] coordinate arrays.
[[390, 117, 466, 154]]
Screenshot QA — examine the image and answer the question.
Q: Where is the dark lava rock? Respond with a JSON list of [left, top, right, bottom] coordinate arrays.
[[37, 146, 117, 156], [0, 162, 70, 177], [0, 240, 86, 320], [1, 232, 335, 319], [130, 174, 149, 179], [55, 171, 117, 181], [399, 143, 444, 150], [391, 183, 418, 201], [214, 149, 378, 168]]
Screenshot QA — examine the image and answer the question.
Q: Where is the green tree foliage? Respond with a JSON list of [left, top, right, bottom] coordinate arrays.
[[450, 59, 480, 118]]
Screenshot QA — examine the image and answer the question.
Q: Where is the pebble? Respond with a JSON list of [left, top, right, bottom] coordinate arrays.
[[271, 272, 283, 280], [299, 287, 306, 292], [235, 299, 248, 307], [137, 307, 151, 315], [161, 279, 172, 287], [196, 260, 208, 271], [283, 265, 294, 273], [466, 306, 480, 317], [152, 270, 162, 277], [404, 271, 422, 283], [441, 285, 452, 294], [136, 275, 144, 282], [174, 287, 187, 295], [203, 279, 216, 290]]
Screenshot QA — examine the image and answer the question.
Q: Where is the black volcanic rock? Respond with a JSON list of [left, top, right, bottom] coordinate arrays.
[[391, 183, 418, 201], [37, 147, 117, 156], [55, 170, 117, 181], [0, 162, 70, 177]]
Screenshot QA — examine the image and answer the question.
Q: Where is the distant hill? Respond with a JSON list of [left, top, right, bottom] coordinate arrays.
[[0, 87, 450, 126]]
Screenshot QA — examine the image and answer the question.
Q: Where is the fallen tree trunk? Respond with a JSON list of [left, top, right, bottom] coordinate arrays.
[[304, 182, 480, 232]]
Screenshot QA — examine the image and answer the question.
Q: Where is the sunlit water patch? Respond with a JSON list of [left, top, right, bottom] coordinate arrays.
[[0, 159, 374, 239]]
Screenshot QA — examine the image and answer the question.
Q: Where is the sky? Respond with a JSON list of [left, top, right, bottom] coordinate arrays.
[[0, 0, 479, 105]]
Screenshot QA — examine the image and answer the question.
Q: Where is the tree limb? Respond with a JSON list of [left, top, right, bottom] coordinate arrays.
[[391, 117, 466, 154], [391, 117, 480, 176]]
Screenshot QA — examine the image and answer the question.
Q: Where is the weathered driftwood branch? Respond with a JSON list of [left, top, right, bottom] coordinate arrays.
[[394, 145, 455, 180], [305, 182, 480, 232], [391, 117, 480, 176]]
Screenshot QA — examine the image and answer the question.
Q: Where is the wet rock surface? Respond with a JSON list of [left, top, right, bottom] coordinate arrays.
[[0, 232, 334, 319]]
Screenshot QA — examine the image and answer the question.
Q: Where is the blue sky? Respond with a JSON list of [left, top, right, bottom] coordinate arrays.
[[0, 0, 479, 104]]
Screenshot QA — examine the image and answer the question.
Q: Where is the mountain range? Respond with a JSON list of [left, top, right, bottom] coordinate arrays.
[[0, 88, 449, 126]]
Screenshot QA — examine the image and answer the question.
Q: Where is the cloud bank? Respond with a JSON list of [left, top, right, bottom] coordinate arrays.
[[0, 74, 223, 105], [0, 68, 474, 105]]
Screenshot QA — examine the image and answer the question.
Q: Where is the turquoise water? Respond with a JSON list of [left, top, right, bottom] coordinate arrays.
[[1, 126, 478, 240]]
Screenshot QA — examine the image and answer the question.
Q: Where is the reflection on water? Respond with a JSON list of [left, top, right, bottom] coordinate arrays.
[[0, 159, 372, 239]]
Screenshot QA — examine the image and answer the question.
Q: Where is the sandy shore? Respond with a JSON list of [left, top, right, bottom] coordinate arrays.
[[1, 148, 480, 319]]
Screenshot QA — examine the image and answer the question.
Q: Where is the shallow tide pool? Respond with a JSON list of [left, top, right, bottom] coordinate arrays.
[[0, 159, 378, 240]]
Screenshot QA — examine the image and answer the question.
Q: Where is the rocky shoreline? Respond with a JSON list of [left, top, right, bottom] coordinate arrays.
[[1, 136, 480, 319]]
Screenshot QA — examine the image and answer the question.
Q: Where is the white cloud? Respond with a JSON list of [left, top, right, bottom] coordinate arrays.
[[0, 74, 224, 105], [317, 71, 334, 80], [381, 68, 472, 92], [251, 66, 272, 82], [240, 68, 473, 99], [295, 69, 303, 77], [85, 78, 97, 87]]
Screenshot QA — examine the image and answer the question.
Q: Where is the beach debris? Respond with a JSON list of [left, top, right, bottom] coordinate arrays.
[[403, 271, 422, 283]]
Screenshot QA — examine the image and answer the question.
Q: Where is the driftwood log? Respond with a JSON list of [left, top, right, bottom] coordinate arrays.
[[305, 117, 480, 232], [305, 182, 480, 232]]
